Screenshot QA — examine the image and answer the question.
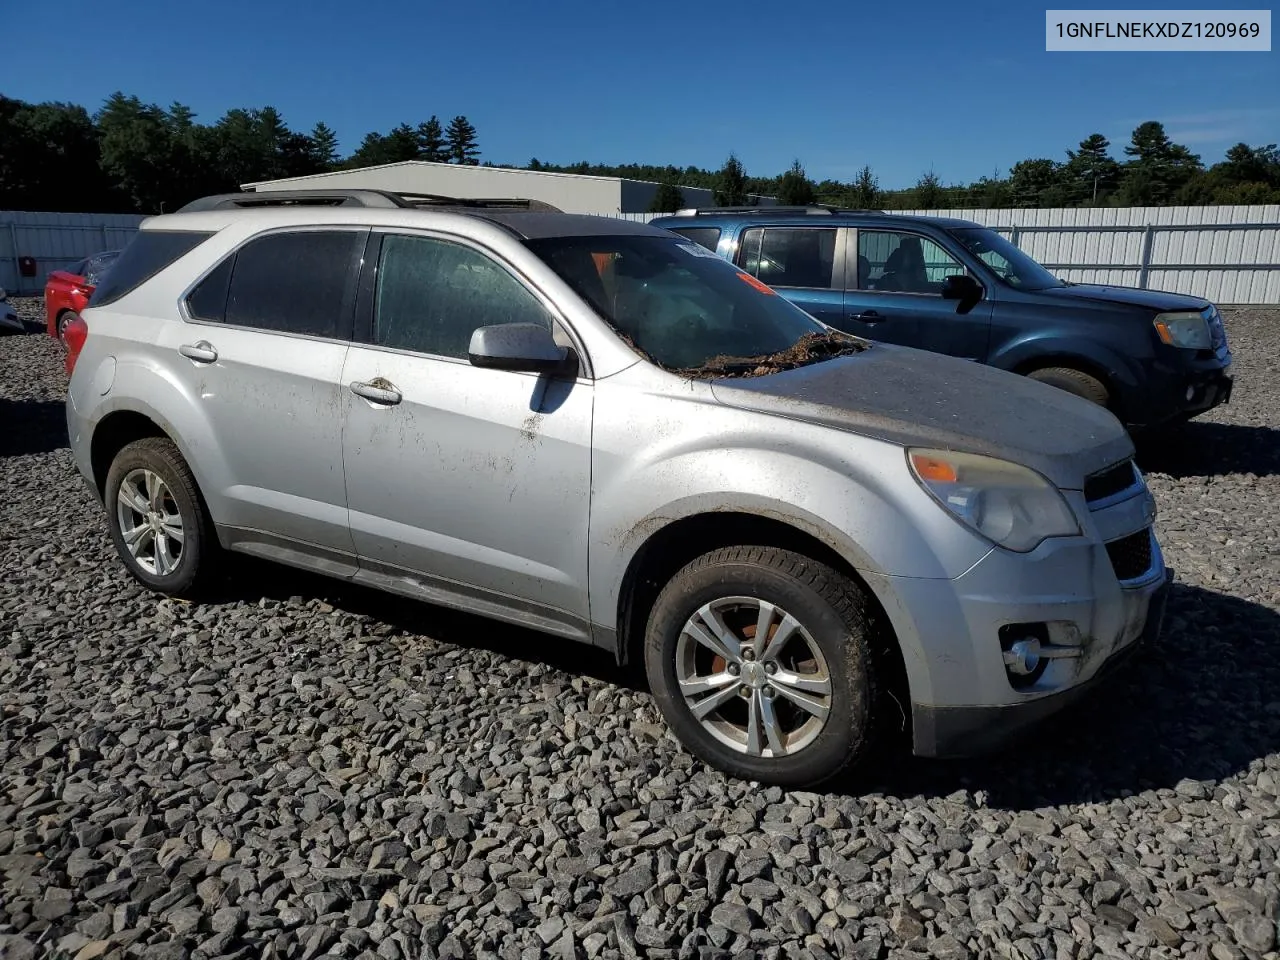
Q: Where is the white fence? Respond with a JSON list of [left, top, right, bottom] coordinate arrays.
[[5, 204, 1279, 304], [1, 210, 146, 295]]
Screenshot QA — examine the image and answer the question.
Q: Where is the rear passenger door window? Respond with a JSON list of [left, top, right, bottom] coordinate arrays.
[[216, 231, 364, 339], [735, 227, 837, 289], [855, 230, 964, 295], [372, 234, 554, 359]]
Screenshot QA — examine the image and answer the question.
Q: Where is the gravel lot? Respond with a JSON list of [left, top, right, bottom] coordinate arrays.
[[2, 298, 1278, 960]]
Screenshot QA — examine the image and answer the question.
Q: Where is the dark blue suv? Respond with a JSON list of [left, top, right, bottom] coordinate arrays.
[[650, 207, 1234, 430]]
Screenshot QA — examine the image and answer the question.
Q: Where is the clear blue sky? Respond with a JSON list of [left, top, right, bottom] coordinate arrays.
[[5, 0, 1277, 188]]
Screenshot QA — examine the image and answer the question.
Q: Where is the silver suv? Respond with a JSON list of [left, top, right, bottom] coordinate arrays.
[[65, 189, 1170, 787]]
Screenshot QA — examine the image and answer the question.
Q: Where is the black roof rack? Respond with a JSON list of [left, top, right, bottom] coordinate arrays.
[[670, 204, 885, 217], [176, 189, 563, 213]]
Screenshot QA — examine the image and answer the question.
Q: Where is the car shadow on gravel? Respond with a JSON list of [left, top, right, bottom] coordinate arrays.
[[209, 557, 642, 691], [1135, 421, 1280, 478], [0, 399, 69, 457], [867, 582, 1280, 810]]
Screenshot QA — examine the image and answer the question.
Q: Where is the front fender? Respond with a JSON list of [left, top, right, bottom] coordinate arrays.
[[988, 334, 1143, 394], [587, 437, 991, 634]]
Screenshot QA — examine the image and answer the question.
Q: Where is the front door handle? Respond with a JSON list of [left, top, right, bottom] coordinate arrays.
[[179, 341, 218, 363], [350, 379, 402, 406], [849, 310, 884, 324]]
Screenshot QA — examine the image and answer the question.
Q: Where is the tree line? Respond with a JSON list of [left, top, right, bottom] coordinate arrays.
[[0, 92, 482, 214], [2, 90, 1278, 215]]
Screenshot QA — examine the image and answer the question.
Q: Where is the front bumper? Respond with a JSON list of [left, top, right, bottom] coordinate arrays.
[[913, 569, 1171, 757], [863, 468, 1170, 759], [0, 309, 23, 332]]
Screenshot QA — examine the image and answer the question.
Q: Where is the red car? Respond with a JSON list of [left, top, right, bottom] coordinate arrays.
[[45, 250, 119, 341]]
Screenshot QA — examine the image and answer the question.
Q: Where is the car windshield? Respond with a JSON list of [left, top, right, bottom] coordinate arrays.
[[524, 234, 864, 375], [949, 227, 1066, 291]]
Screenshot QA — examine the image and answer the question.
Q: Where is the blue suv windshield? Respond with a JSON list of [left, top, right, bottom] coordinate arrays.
[[526, 234, 863, 373], [949, 227, 1066, 291]]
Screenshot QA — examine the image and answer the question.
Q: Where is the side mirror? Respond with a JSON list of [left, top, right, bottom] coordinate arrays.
[[468, 323, 578, 377], [940, 274, 982, 311]]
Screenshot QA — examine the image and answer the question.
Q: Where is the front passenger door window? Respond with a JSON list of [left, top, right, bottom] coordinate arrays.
[[856, 231, 964, 295], [374, 234, 554, 358]]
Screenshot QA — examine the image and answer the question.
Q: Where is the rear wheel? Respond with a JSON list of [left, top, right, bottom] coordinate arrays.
[[643, 545, 880, 787], [1026, 366, 1110, 408], [104, 437, 218, 598], [57, 310, 79, 343]]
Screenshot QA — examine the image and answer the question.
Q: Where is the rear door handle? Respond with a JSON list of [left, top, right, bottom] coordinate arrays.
[[849, 310, 884, 323], [350, 380, 402, 406], [179, 341, 218, 363]]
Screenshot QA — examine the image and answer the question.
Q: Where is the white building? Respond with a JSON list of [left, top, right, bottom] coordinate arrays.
[[241, 160, 774, 215]]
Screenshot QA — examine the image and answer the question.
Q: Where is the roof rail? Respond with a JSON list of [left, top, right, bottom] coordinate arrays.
[[668, 205, 887, 217], [177, 189, 411, 212], [176, 189, 564, 214]]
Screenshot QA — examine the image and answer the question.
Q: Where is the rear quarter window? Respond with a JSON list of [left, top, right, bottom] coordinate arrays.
[[88, 231, 213, 308], [667, 227, 722, 253]]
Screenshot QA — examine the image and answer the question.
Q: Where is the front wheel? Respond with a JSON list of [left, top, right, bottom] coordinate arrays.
[[104, 437, 218, 598], [1026, 366, 1110, 408], [643, 546, 880, 787]]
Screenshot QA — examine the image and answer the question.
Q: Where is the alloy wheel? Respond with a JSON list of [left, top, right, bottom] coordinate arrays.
[[115, 468, 185, 576], [675, 595, 833, 758]]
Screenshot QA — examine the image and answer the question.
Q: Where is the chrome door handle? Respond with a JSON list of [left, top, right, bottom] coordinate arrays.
[[350, 380, 402, 406], [179, 341, 218, 363], [849, 311, 884, 323]]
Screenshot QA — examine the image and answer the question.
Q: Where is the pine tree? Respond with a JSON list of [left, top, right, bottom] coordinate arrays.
[[713, 153, 749, 206], [1063, 133, 1120, 204], [851, 165, 879, 208], [445, 115, 480, 164], [777, 159, 816, 205], [416, 116, 447, 162], [648, 180, 685, 212], [310, 122, 339, 169], [912, 170, 944, 208]]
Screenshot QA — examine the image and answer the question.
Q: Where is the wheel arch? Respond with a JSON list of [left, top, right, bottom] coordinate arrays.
[[615, 510, 913, 744]]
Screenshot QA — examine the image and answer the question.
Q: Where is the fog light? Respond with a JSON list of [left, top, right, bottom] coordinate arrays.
[[1003, 638, 1041, 676], [1186, 386, 1195, 400]]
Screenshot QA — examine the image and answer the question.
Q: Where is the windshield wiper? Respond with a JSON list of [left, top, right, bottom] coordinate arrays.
[[676, 330, 868, 379]]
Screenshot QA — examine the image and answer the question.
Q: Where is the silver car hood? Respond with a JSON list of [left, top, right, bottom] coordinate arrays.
[[708, 344, 1134, 490]]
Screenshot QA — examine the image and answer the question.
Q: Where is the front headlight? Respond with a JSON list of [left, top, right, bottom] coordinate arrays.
[[907, 448, 1080, 553], [1153, 311, 1210, 349]]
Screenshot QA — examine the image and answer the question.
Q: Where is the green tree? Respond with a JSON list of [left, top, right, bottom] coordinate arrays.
[[1062, 133, 1121, 205], [912, 170, 944, 208], [713, 153, 750, 206], [347, 131, 396, 168], [1119, 121, 1203, 205], [1007, 158, 1062, 207], [416, 116, 448, 162], [445, 115, 480, 164], [310, 122, 339, 169], [850, 165, 880, 208], [648, 180, 686, 212], [96, 92, 179, 212], [777, 159, 816, 205]]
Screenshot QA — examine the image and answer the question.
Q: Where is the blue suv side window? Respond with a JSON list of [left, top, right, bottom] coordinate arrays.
[[856, 230, 963, 295], [736, 227, 837, 289]]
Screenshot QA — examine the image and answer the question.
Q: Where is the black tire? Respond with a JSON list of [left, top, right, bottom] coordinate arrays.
[[1026, 366, 1110, 407], [644, 546, 880, 787], [104, 437, 218, 598], [57, 310, 79, 343]]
